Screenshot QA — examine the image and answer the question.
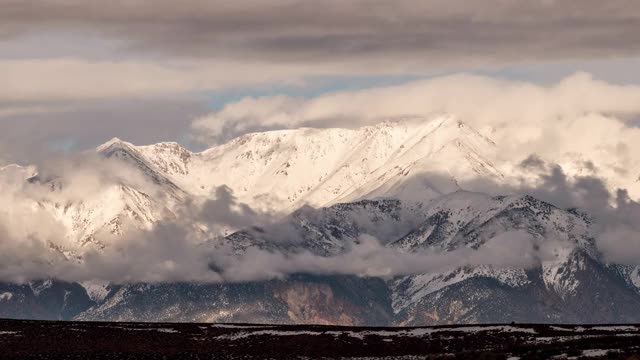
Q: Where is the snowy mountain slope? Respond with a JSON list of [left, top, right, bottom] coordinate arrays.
[[129, 115, 640, 212], [42, 183, 173, 249], [388, 192, 596, 315], [22, 115, 501, 250], [90, 114, 640, 223], [218, 189, 626, 318], [390, 192, 593, 253], [222, 198, 423, 256], [97, 137, 186, 200], [382, 193, 640, 325], [131, 115, 504, 212], [2, 140, 185, 253]]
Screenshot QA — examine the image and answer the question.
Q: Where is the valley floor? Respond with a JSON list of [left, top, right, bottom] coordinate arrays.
[[1, 320, 640, 359]]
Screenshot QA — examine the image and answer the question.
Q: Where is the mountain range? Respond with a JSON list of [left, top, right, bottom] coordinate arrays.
[[1, 115, 640, 325]]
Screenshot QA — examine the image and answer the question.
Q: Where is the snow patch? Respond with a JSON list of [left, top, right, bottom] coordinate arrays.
[[219, 325, 537, 340], [629, 266, 640, 289], [577, 349, 613, 358], [542, 247, 582, 298], [392, 267, 530, 313], [30, 280, 54, 296], [80, 280, 111, 303], [114, 326, 179, 333]]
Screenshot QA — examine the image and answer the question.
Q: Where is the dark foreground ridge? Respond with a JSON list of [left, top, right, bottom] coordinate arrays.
[[1, 319, 640, 359]]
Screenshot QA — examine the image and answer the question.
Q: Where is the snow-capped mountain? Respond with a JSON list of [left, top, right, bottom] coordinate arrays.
[[13, 114, 634, 251], [3, 114, 640, 252], [3, 115, 502, 252], [128, 115, 503, 212], [124, 114, 640, 212], [2, 115, 640, 325]]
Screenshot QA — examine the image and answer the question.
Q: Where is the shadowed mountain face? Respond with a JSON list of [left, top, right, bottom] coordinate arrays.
[[0, 281, 94, 321], [75, 275, 393, 325], [2, 118, 640, 325]]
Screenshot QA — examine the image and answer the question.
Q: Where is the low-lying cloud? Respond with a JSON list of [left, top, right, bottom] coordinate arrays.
[[212, 232, 569, 283]]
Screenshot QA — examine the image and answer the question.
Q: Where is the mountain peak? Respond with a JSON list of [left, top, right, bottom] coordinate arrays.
[[104, 137, 123, 145], [96, 137, 130, 153]]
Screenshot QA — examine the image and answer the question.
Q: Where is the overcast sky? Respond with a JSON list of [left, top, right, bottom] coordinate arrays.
[[3, 0, 640, 164]]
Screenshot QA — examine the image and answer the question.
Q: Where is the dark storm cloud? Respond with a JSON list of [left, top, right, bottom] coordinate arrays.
[[2, 0, 640, 67]]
